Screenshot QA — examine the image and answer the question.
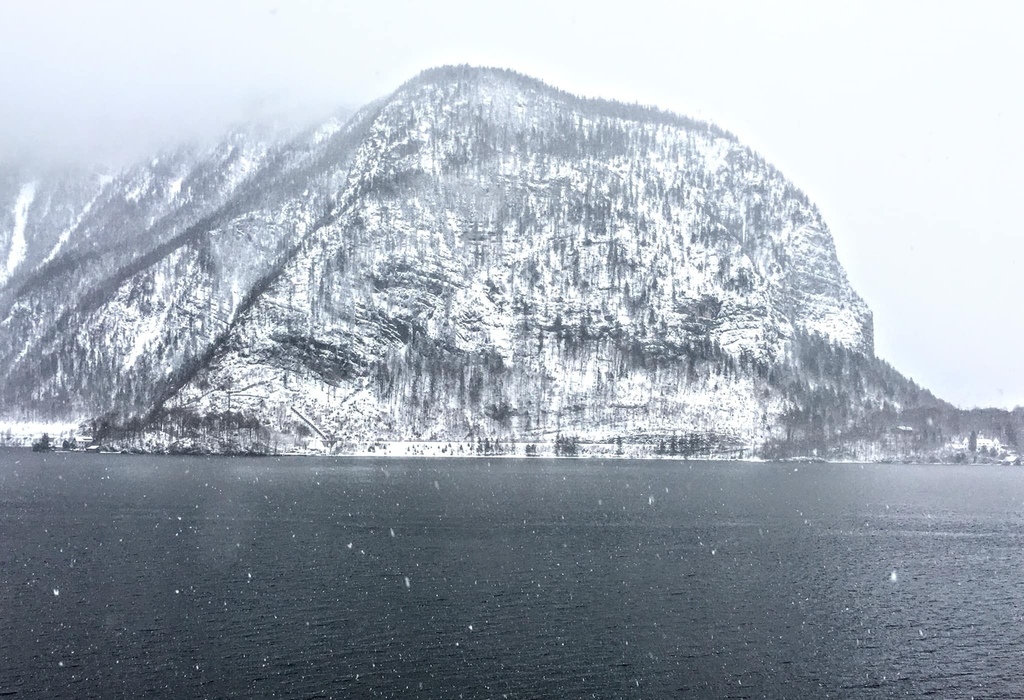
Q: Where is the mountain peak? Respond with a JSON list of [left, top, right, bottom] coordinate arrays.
[[393, 64, 739, 142]]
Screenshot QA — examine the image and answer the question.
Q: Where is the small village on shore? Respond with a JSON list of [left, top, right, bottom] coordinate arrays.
[[3, 420, 1022, 465]]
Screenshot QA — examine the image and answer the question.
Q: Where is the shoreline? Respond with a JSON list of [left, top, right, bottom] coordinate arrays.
[[3, 444, 1016, 466]]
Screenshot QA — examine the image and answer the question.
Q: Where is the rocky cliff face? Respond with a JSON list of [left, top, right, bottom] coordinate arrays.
[[3, 66, 937, 457]]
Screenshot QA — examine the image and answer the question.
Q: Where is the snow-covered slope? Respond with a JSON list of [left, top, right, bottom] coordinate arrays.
[[0, 114, 369, 420], [0, 169, 108, 292], [6, 66, 954, 458]]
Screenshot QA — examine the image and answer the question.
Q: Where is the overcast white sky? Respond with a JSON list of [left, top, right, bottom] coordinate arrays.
[[2, 0, 1022, 409]]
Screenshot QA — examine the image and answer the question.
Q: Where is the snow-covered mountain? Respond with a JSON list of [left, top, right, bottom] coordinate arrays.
[[0, 66, 969, 458]]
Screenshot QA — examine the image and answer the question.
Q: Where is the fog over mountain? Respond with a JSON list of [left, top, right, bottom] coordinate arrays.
[[2, 0, 1023, 412]]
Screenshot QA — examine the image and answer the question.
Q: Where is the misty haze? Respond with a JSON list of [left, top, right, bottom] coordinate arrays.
[[2, 2, 1023, 699]]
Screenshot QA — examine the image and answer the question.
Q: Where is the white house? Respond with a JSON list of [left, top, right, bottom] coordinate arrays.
[[956, 434, 1003, 452]]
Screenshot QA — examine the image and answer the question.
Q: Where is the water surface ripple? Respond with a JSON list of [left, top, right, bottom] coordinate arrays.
[[1, 452, 1022, 698]]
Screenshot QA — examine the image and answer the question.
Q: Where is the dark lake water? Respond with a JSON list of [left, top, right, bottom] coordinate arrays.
[[2, 451, 1023, 699]]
